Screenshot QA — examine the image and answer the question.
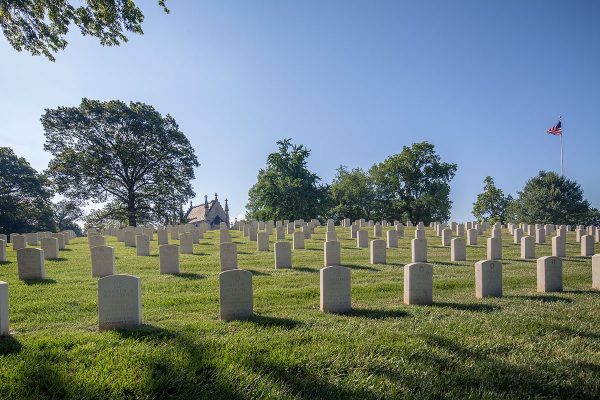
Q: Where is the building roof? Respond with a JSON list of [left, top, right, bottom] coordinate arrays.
[[187, 200, 215, 223]]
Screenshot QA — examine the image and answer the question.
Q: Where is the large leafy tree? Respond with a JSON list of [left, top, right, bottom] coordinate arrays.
[[1, 0, 169, 61], [246, 139, 329, 221], [511, 171, 597, 225], [329, 165, 376, 222], [369, 141, 457, 224], [42, 98, 199, 227], [0, 147, 55, 234], [472, 176, 512, 224], [51, 199, 83, 235]]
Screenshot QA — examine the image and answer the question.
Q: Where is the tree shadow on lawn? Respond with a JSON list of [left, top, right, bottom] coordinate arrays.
[[506, 294, 572, 303], [432, 301, 500, 313], [346, 307, 410, 320], [22, 278, 57, 285], [0, 260, 12, 265], [397, 333, 599, 399], [246, 314, 302, 329], [176, 272, 207, 280], [503, 258, 536, 263], [0, 335, 22, 355], [293, 266, 319, 273], [48, 257, 69, 262], [246, 269, 271, 276], [343, 263, 379, 272]]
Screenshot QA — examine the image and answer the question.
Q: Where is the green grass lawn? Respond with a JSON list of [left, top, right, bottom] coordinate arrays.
[[0, 226, 599, 399]]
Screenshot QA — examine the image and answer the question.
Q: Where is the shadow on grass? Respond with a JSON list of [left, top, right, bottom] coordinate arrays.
[[0, 335, 22, 355], [246, 269, 271, 276], [0, 261, 11, 265], [563, 289, 599, 294], [176, 272, 206, 280], [59, 248, 72, 252], [247, 314, 302, 329], [22, 278, 57, 285], [432, 301, 500, 312], [503, 258, 536, 263], [346, 307, 410, 319], [343, 263, 379, 272], [114, 324, 177, 342], [405, 333, 594, 398], [433, 261, 463, 267], [507, 295, 572, 303], [293, 266, 318, 273], [47, 257, 68, 262]]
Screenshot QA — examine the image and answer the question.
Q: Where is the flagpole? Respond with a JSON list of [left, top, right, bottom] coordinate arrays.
[[560, 116, 564, 176]]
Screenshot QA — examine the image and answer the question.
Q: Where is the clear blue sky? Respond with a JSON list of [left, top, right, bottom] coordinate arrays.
[[1, 0, 599, 222]]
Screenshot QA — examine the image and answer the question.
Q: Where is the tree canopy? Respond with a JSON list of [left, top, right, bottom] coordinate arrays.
[[472, 176, 512, 224], [369, 141, 457, 224], [0, 0, 169, 61], [329, 166, 375, 222], [42, 98, 199, 226], [0, 146, 55, 234], [52, 199, 83, 236], [246, 139, 329, 221], [509, 171, 597, 226]]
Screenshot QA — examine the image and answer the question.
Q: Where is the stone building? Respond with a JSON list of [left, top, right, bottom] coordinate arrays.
[[186, 193, 230, 229]]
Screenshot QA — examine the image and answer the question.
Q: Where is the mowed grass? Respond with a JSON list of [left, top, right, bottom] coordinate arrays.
[[0, 226, 599, 400]]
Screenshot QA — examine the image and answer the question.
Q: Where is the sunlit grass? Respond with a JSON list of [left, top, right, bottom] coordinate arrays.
[[0, 226, 598, 399]]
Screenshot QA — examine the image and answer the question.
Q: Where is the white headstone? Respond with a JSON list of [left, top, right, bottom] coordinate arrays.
[[386, 230, 398, 248], [292, 231, 305, 250], [581, 235, 594, 256], [475, 260, 502, 298], [17, 248, 45, 280], [487, 237, 502, 260], [370, 239, 386, 264], [159, 244, 180, 274], [136, 235, 150, 256], [157, 228, 168, 245], [592, 254, 600, 290], [0, 239, 5, 263], [220, 242, 238, 271], [179, 232, 193, 254], [91, 246, 115, 277], [451, 237, 466, 261], [41, 237, 59, 259], [257, 232, 269, 251], [320, 266, 351, 314], [98, 274, 142, 331], [274, 241, 292, 269], [324, 240, 341, 267], [356, 230, 368, 248], [411, 238, 427, 263], [326, 230, 337, 242], [219, 269, 253, 321], [12, 235, 25, 251], [0, 282, 8, 336], [521, 236, 535, 259], [466, 228, 478, 246], [537, 256, 562, 293], [275, 226, 285, 240], [124, 231, 136, 247], [535, 228, 546, 244], [552, 235, 566, 257], [404, 263, 433, 305]]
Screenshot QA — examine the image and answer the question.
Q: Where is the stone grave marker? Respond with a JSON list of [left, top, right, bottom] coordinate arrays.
[[475, 260, 502, 298], [537, 256, 562, 292], [324, 240, 341, 266], [159, 244, 180, 274], [220, 242, 238, 271], [320, 266, 351, 314], [370, 239, 386, 264], [91, 246, 115, 277], [41, 237, 59, 259], [219, 269, 253, 321], [404, 262, 433, 305], [98, 274, 142, 331], [274, 241, 292, 269], [17, 248, 45, 280]]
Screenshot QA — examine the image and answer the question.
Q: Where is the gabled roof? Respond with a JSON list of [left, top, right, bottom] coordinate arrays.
[[187, 200, 215, 223]]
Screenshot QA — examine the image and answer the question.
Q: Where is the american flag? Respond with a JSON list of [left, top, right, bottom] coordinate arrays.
[[547, 120, 562, 135]]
